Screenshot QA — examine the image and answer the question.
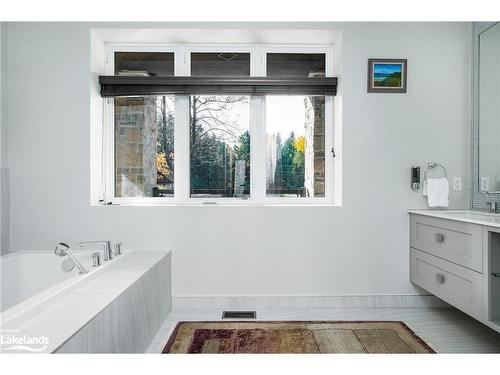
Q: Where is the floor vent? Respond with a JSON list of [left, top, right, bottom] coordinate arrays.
[[222, 311, 257, 319]]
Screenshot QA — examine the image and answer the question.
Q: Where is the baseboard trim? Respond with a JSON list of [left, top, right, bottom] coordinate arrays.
[[172, 295, 448, 310]]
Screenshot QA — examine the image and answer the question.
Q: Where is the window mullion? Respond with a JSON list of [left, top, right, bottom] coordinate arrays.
[[174, 96, 190, 203], [174, 46, 190, 203], [105, 98, 115, 203]]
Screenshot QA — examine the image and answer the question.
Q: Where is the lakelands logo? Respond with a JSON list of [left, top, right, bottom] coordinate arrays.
[[1, 329, 49, 352]]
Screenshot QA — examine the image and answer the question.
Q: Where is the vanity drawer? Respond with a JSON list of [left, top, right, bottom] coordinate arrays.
[[410, 215, 483, 272], [410, 248, 483, 320]]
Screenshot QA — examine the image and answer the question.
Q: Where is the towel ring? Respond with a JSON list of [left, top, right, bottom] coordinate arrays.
[[424, 162, 447, 180]]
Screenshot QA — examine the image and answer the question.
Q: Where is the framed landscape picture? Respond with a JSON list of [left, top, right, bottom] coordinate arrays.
[[367, 58, 407, 93]]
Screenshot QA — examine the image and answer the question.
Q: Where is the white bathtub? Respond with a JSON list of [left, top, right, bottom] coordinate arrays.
[[1, 250, 119, 313], [0, 249, 172, 353]]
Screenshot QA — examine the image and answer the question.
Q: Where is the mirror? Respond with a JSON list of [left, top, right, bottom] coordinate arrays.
[[479, 23, 500, 193]]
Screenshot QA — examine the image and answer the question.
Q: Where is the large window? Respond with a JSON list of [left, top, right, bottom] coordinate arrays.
[[104, 45, 335, 205]]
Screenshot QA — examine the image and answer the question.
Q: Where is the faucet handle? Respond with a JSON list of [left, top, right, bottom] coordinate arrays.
[[104, 241, 112, 260], [92, 252, 101, 267], [486, 201, 498, 213], [113, 242, 122, 256]]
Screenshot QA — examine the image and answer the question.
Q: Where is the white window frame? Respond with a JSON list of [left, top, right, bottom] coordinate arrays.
[[102, 43, 336, 206]]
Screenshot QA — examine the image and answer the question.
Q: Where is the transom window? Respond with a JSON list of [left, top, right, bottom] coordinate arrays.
[[103, 45, 335, 205]]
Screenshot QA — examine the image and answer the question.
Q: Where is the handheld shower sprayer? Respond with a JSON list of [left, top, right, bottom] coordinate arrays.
[[54, 242, 88, 274]]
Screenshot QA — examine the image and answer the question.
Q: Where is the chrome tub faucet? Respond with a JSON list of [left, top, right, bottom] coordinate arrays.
[[77, 240, 113, 261]]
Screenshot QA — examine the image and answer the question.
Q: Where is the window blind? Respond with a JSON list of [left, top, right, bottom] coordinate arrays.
[[99, 76, 338, 97]]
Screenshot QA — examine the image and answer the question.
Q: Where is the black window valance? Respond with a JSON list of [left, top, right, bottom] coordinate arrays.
[[99, 76, 338, 97]]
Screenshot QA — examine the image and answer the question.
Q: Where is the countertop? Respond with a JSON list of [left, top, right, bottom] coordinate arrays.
[[407, 209, 500, 228]]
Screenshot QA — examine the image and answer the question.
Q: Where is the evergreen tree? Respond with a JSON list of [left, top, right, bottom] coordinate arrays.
[[281, 132, 297, 189], [273, 133, 283, 190]]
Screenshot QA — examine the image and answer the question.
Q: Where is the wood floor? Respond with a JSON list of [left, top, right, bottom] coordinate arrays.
[[146, 307, 500, 353]]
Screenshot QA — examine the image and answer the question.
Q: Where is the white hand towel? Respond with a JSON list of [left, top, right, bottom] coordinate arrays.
[[425, 177, 449, 208]]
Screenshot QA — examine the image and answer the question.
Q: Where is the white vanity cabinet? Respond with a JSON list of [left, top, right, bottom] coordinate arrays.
[[408, 210, 500, 333]]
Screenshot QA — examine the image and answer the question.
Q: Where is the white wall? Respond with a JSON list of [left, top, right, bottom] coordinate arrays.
[[4, 22, 471, 297], [0, 22, 3, 165], [1, 22, 9, 168], [1, 22, 10, 254], [0, 22, 2, 165], [0, 21, 3, 253], [479, 23, 500, 191]]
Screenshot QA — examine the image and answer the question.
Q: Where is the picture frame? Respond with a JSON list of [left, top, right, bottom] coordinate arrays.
[[367, 58, 407, 93]]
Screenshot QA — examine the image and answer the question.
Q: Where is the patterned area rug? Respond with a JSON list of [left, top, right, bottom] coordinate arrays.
[[162, 321, 435, 354]]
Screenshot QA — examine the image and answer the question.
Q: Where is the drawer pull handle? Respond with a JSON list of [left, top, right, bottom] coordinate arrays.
[[435, 233, 445, 243], [492, 273, 500, 278], [435, 273, 445, 284]]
